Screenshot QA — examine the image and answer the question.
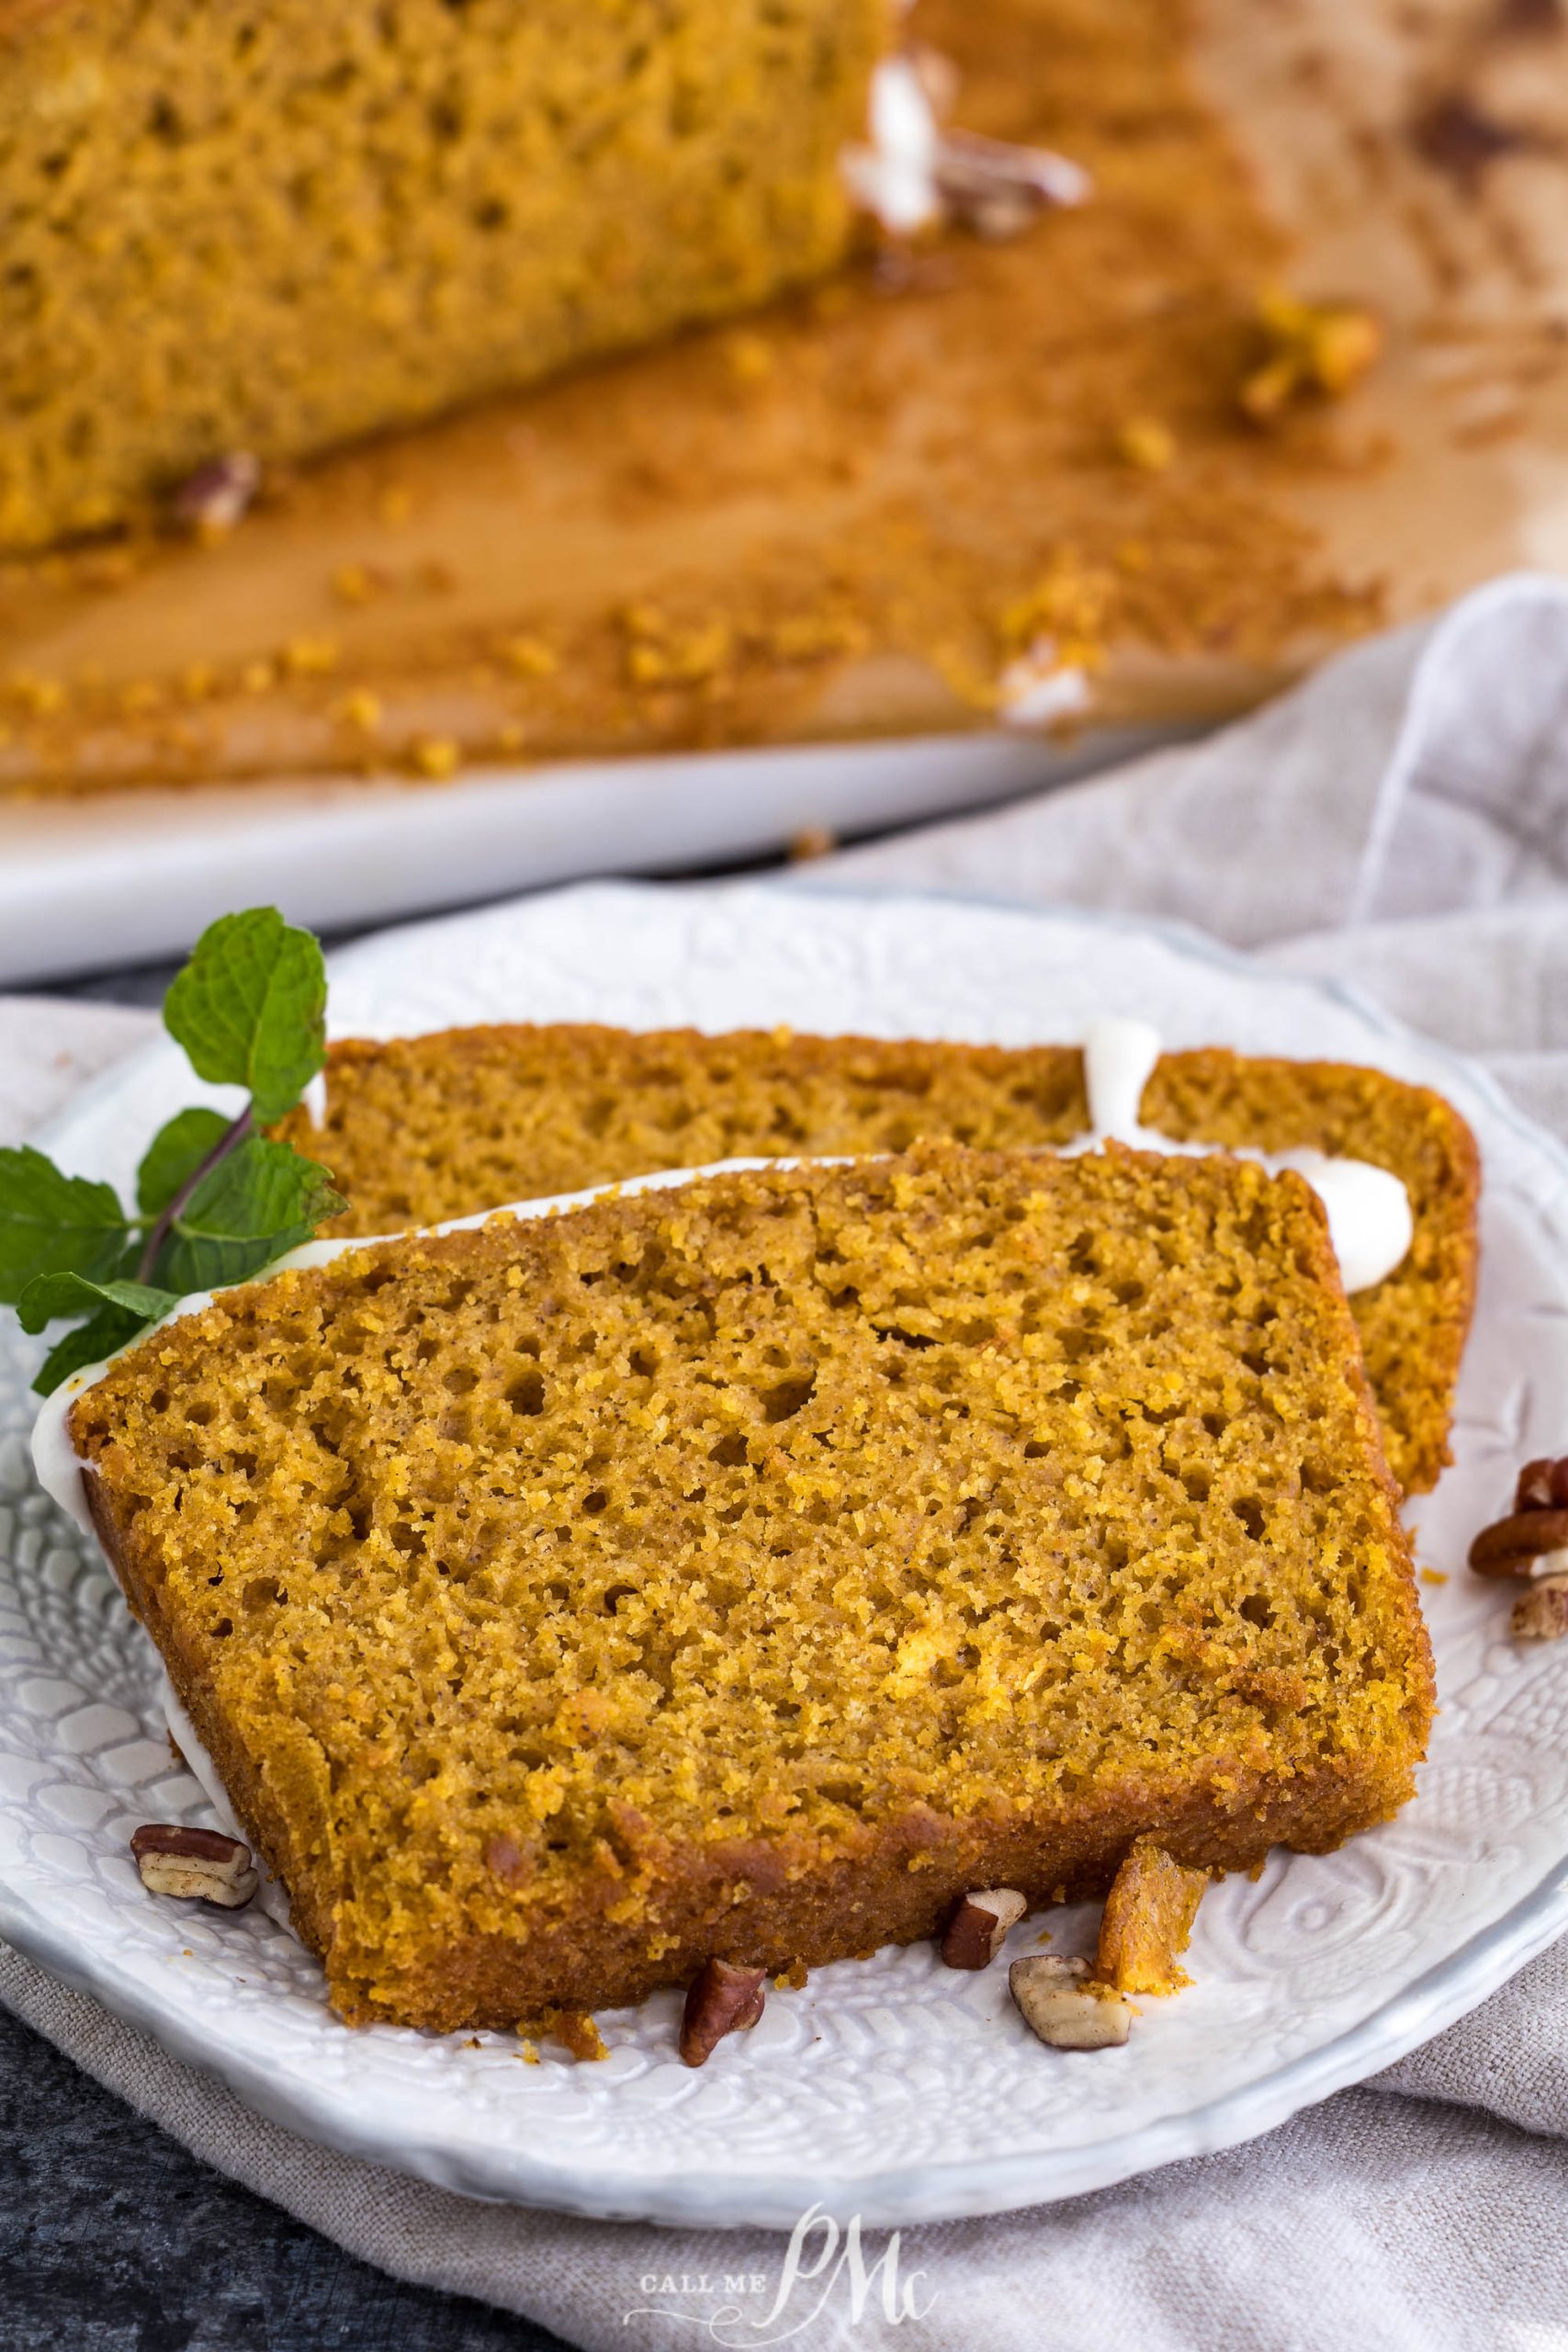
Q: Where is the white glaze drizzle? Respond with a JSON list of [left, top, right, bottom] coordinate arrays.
[[840, 55, 942, 233], [997, 646, 1092, 732], [1073, 1016, 1414, 1297], [300, 1069, 328, 1131], [159, 1670, 292, 1928], [160, 1670, 243, 1840]]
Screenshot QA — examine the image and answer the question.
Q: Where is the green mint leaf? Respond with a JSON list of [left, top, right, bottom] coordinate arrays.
[[32, 1303, 157, 1397], [136, 1107, 232, 1216], [0, 1145, 132, 1306], [17, 1271, 180, 1338], [162, 908, 328, 1126], [153, 1137, 345, 1294]]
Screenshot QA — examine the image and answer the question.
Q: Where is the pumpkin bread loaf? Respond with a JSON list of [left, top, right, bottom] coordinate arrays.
[[274, 1024, 1480, 1496], [0, 0, 886, 548], [70, 1143, 1434, 2033]]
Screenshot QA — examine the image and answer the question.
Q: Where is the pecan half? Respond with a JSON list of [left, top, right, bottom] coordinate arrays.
[[941, 1886, 1028, 1969], [933, 128, 1090, 242], [679, 1959, 767, 2067], [1468, 1508, 1568, 1577], [1513, 1576, 1568, 1642], [171, 451, 260, 535], [1517, 1457, 1568, 1512], [1010, 1954, 1133, 2050], [130, 1824, 258, 1909]]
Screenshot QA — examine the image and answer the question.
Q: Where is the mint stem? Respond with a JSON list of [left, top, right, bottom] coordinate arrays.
[[135, 1105, 253, 1284]]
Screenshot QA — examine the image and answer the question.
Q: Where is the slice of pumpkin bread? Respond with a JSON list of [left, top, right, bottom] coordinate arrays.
[[69, 1143, 1433, 2033], [274, 1023, 1480, 1496], [0, 0, 886, 549]]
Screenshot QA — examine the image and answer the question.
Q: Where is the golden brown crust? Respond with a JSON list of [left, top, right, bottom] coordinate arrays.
[[73, 1143, 1433, 2032], [360, 1755, 1411, 2033]]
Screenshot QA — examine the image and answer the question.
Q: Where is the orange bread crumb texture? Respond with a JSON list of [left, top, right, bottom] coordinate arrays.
[[74, 1142, 1433, 2030], [274, 1023, 1480, 1497]]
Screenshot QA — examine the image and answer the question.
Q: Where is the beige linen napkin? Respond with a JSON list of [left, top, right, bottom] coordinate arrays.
[[6, 571, 1568, 2347]]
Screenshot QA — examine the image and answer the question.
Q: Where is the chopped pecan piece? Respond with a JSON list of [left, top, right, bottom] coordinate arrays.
[[1513, 1576, 1568, 1642], [130, 1824, 258, 1910], [484, 1833, 531, 1886], [940, 1886, 1028, 1969], [1010, 1955, 1133, 2049], [170, 451, 260, 536], [679, 1959, 767, 2067], [1516, 1457, 1568, 1513], [1469, 1508, 1568, 1577], [933, 127, 1090, 241]]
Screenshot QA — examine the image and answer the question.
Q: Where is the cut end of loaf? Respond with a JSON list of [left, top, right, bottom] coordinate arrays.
[[71, 1141, 1433, 2030]]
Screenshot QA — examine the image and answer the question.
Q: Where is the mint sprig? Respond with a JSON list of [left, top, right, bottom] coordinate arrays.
[[1, 908, 346, 1396], [0, 1150, 131, 1298], [137, 1107, 233, 1217], [163, 908, 329, 1126], [152, 1137, 342, 1293]]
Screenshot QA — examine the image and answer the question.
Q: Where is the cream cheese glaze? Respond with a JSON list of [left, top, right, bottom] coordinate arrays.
[[1075, 1018, 1413, 1298], [158, 1668, 292, 1927]]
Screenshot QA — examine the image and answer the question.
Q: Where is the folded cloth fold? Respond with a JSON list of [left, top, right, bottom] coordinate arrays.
[[6, 571, 1568, 2349]]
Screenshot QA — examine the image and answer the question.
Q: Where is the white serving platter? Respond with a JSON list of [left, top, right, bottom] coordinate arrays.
[[0, 724, 1179, 988], [1, 878, 1566, 2230]]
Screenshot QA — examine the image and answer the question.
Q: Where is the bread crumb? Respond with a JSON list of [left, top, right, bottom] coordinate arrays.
[[333, 563, 378, 606], [1116, 418, 1176, 473], [1097, 1837, 1209, 1995], [336, 688, 384, 733], [411, 735, 461, 780], [282, 635, 341, 677], [545, 2012, 607, 2062], [789, 826, 838, 862], [502, 636, 558, 680]]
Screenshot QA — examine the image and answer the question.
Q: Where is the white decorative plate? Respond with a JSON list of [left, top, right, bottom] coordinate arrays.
[[3, 880, 1567, 2231], [0, 724, 1176, 988]]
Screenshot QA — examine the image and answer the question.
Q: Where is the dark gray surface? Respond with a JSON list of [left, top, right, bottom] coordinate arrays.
[[0, 2005, 568, 2350]]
